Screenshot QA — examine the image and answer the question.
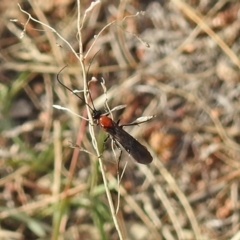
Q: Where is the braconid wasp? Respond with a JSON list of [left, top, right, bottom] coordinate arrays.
[[56, 66, 153, 165]]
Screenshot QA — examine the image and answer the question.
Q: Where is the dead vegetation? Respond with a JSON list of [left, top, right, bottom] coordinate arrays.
[[0, 0, 240, 239]]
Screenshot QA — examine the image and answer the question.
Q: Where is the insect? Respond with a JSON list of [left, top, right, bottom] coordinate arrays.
[[56, 67, 153, 164]]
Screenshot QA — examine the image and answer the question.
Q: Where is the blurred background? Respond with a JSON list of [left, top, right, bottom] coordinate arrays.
[[1, 0, 240, 239]]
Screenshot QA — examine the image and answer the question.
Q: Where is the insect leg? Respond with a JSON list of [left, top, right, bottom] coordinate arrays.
[[104, 134, 110, 144], [100, 134, 110, 155], [112, 140, 123, 176]]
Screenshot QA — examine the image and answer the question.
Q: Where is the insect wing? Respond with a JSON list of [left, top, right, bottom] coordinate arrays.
[[106, 122, 153, 164]]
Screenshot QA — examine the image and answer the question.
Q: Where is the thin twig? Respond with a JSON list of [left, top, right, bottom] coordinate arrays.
[[77, 1, 124, 239], [18, 4, 80, 61], [19, 2, 124, 238]]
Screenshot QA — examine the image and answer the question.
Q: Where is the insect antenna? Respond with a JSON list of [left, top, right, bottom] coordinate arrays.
[[85, 50, 102, 113], [56, 65, 95, 112]]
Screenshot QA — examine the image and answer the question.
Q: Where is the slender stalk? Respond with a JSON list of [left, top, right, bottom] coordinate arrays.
[[76, 1, 123, 239]]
